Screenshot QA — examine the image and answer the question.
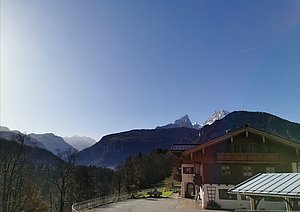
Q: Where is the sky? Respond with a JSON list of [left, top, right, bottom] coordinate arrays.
[[1, 0, 300, 140]]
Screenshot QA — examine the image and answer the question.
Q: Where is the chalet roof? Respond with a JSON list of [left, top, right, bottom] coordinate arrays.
[[228, 173, 300, 199], [169, 144, 197, 152], [183, 126, 300, 155]]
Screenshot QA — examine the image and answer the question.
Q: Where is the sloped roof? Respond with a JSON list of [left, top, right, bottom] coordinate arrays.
[[169, 144, 197, 152], [228, 173, 300, 198], [183, 126, 300, 155]]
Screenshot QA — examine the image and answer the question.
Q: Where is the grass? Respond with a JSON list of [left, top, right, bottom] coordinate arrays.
[[161, 191, 173, 198], [137, 187, 174, 198], [136, 177, 179, 198]]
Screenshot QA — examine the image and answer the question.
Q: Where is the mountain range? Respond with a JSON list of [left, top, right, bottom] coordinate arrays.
[[77, 111, 300, 168], [197, 111, 300, 143], [2, 110, 299, 168], [0, 137, 59, 166], [29, 133, 76, 155], [0, 129, 76, 156], [77, 110, 230, 167], [77, 127, 199, 168], [0, 110, 226, 155], [156, 110, 229, 129]]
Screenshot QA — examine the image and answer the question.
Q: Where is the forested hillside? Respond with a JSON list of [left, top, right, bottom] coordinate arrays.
[[0, 135, 175, 212]]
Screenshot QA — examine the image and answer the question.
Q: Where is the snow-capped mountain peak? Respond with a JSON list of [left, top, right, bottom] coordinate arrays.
[[29, 133, 76, 155], [202, 109, 229, 126], [0, 126, 10, 132]]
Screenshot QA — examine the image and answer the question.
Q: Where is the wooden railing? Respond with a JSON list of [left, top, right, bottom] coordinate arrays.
[[71, 193, 132, 212], [217, 153, 280, 162]]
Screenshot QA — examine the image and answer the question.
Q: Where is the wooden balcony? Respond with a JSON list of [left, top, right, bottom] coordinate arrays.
[[217, 153, 280, 162]]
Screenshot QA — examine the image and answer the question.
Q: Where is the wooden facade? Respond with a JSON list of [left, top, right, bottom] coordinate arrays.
[[171, 126, 300, 210]]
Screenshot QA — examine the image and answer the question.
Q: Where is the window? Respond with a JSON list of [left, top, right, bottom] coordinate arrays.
[[266, 167, 275, 173], [221, 166, 231, 176], [219, 189, 237, 200], [183, 167, 194, 174], [243, 166, 252, 176]]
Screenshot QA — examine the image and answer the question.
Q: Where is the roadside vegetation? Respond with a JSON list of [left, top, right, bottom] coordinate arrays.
[[0, 136, 175, 212]]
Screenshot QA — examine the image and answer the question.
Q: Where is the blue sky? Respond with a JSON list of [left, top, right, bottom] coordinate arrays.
[[1, 0, 300, 140]]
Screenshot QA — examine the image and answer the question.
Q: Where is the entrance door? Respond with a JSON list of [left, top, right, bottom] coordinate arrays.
[[186, 183, 195, 198]]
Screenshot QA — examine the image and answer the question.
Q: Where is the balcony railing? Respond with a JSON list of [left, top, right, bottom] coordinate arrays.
[[217, 153, 280, 162]]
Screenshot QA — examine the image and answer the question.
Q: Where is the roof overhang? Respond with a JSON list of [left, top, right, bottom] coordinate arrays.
[[183, 126, 300, 155]]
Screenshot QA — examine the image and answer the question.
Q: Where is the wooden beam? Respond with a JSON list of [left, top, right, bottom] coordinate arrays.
[[249, 196, 255, 210], [284, 197, 292, 212]]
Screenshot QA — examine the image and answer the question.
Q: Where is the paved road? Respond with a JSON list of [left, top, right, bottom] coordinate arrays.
[[86, 198, 228, 212]]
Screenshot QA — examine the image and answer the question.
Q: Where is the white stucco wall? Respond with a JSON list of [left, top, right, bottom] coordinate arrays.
[[181, 164, 194, 197]]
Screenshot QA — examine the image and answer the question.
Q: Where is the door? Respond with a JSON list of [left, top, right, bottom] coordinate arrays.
[[186, 183, 195, 198]]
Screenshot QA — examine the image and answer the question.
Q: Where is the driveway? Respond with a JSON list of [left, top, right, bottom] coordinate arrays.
[[86, 198, 228, 212]]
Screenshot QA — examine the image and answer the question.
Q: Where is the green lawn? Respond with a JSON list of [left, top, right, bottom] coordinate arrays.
[[161, 191, 173, 198], [137, 188, 173, 198]]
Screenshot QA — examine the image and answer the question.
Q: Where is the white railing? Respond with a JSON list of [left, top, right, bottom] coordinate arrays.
[[71, 193, 132, 212]]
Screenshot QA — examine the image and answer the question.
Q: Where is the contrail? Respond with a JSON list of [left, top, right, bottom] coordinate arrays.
[[239, 47, 258, 53]]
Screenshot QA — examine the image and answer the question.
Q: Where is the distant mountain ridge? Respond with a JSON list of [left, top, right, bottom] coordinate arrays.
[[77, 128, 199, 168], [0, 137, 61, 166], [198, 111, 300, 144], [2, 110, 300, 168], [30, 133, 76, 155], [64, 135, 96, 151], [78, 110, 300, 168], [156, 110, 229, 129], [0, 130, 47, 149], [0, 128, 76, 156]]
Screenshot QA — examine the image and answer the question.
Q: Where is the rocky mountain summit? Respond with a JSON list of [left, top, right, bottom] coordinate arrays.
[[202, 109, 230, 126], [156, 115, 200, 129]]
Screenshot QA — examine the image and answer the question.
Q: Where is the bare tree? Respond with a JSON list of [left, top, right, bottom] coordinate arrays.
[[43, 149, 77, 212], [0, 134, 31, 212]]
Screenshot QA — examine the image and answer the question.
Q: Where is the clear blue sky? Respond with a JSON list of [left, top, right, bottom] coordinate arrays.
[[1, 0, 300, 140]]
